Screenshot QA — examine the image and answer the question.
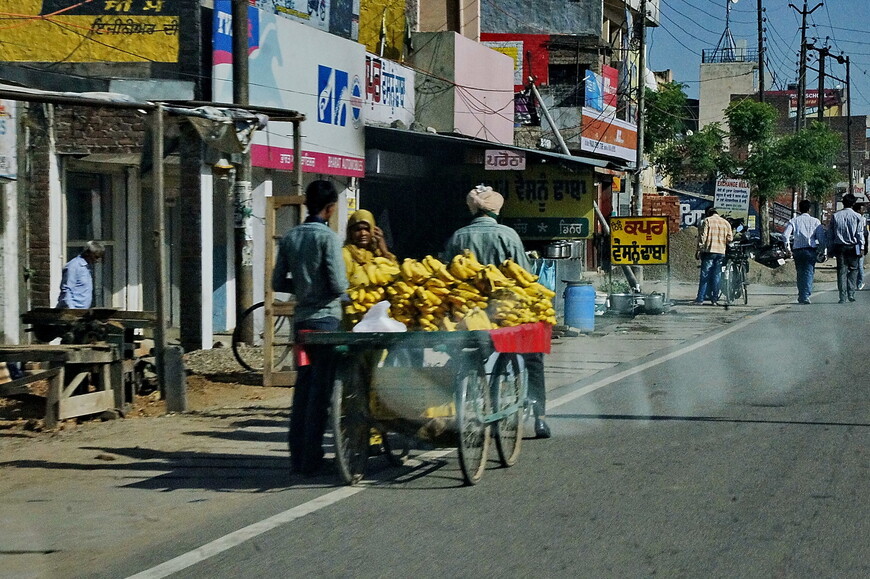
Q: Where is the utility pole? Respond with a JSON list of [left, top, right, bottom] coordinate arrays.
[[757, 0, 765, 103], [845, 56, 853, 195], [631, 0, 647, 219], [232, 0, 254, 343], [817, 45, 827, 120], [790, 1, 822, 131]]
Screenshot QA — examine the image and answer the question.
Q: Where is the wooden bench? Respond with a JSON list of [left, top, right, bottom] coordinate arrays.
[[0, 345, 120, 428]]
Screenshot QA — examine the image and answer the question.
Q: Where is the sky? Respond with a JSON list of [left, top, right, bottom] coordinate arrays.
[[646, 0, 870, 118]]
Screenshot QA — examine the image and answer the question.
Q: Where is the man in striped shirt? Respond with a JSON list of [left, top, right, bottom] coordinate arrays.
[[694, 207, 733, 305]]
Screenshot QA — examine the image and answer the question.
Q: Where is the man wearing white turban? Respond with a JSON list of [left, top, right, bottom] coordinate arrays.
[[442, 185, 551, 438]]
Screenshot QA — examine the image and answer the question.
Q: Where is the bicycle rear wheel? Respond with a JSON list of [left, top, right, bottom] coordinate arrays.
[[332, 358, 370, 485], [231, 302, 295, 373], [455, 355, 491, 485], [491, 354, 523, 467]]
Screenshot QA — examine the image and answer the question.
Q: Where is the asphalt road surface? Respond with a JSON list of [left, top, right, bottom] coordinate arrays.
[[102, 297, 868, 578]]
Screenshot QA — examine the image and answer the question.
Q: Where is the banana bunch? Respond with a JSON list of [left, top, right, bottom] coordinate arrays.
[[500, 259, 539, 287], [448, 250, 485, 280], [346, 252, 557, 330], [344, 257, 401, 324]]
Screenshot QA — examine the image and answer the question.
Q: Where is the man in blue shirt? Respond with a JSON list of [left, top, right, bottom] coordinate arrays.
[[828, 193, 865, 303], [272, 180, 348, 476], [56, 241, 105, 309], [783, 200, 825, 304]]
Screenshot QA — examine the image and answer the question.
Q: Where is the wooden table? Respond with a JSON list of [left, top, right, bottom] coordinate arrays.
[[0, 344, 120, 427]]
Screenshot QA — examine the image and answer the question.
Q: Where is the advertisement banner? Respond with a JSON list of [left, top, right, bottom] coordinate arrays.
[[580, 107, 637, 162], [584, 71, 604, 112], [609, 217, 669, 265], [364, 54, 414, 128], [213, 1, 365, 177], [0, 0, 180, 63], [714, 178, 751, 221], [0, 100, 16, 181], [602, 65, 618, 113]]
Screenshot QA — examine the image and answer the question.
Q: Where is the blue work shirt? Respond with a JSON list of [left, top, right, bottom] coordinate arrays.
[[828, 208, 865, 253], [442, 216, 531, 270], [783, 212, 825, 251], [272, 218, 348, 322], [57, 255, 93, 309]]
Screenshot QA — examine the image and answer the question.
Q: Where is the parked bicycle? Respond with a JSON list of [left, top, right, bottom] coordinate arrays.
[[231, 301, 295, 373], [719, 239, 756, 306]]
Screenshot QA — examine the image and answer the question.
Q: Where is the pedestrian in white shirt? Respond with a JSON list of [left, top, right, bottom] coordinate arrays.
[[783, 200, 825, 304]]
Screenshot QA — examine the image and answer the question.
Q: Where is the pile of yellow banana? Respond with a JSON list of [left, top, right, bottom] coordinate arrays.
[[345, 249, 556, 330]]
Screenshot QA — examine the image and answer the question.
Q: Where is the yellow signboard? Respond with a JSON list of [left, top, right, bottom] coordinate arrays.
[[610, 216, 669, 265], [0, 0, 179, 63]]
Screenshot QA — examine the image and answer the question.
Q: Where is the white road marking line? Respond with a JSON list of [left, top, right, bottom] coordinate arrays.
[[126, 486, 363, 579], [549, 304, 788, 410], [127, 449, 455, 578]]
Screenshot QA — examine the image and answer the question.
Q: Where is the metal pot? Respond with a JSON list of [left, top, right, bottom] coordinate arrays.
[[545, 241, 570, 259], [608, 293, 638, 314], [643, 292, 666, 315]]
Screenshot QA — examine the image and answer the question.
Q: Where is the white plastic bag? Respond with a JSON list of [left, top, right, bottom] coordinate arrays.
[[352, 301, 407, 333]]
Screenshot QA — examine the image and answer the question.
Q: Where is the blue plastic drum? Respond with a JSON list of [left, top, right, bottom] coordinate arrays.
[[563, 281, 596, 332]]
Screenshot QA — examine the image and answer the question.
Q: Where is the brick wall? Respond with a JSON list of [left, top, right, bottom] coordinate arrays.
[[25, 105, 146, 307], [644, 194, 681, 235]]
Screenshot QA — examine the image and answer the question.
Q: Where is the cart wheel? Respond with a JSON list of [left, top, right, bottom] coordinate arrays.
[[331, 359, 370, 485], [491, 354, 523, 467], [455, 357, 491, 485], [381, 431, 412, 466]]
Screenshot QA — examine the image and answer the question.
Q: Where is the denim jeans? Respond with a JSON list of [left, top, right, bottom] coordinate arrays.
[[835, 248, 860, 301], [696, 252, 725, 303], [290, 316, 340, 473], [792, 247, 817, 303]]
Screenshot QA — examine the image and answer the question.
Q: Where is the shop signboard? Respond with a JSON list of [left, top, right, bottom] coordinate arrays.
[[0, 0, 180, 63], [484, 150, 525, 171], [609, 216, 669, 265], [714, 178, 750, 222], [0, 100, 16, 181], [364, 54, 414, 128], [439, 166, 594, 240], [213, 1, 365, 177], [481, 34, 550, 91]]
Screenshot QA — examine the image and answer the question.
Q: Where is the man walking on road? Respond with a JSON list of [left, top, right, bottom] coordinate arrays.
[[828, 193, 865, 303], [694, 207, 733, 305], [783, 200, 826, 304]]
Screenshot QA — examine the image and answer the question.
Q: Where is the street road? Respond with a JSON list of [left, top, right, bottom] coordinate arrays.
[[101, 298, 868, 578]]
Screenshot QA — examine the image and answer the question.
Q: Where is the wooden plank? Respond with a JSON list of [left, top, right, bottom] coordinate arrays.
[[0, 368, 62, 396], [58, 390, 114, 420], [44, 366, 64, 428], [61, 371, 90, 399], [0, 347, 68, 364]]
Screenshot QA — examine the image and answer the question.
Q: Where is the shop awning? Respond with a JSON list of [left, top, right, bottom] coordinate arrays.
[[365, 126, 631, 173]]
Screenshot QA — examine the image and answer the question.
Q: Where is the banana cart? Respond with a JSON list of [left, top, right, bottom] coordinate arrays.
[[299, 322, 551, 485]]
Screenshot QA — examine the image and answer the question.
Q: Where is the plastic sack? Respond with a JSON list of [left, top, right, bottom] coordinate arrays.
[[352, 301, 407, 333], [535, 259, 557, 292]]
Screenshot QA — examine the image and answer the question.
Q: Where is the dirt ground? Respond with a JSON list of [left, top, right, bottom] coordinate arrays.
[[0, 350, 292, 437]]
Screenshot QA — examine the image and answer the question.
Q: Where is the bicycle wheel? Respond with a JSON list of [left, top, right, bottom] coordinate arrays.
[[491, 354, 523, 467], [331, 358, 370, 485], [455, 355, 491, 485], [741, 263, 749, 304], [231, 302, 295, 373]]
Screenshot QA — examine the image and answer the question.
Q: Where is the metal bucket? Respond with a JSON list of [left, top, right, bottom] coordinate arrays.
[[643, 292, 666, 315], [608, 293, 638, 315]]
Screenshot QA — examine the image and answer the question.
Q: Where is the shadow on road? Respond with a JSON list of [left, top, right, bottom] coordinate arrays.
[[554, 413, 870, 428]]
